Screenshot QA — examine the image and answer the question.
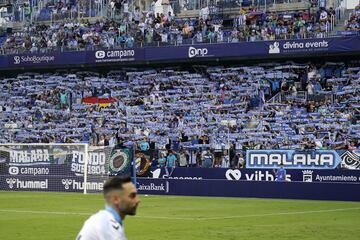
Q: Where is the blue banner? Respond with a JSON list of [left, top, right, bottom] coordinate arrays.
[[136, 178, 360, 201], [0, 175, 103, 192], [0, 147, 132, 177], [1, 36, 360, 69], [7, 51, 87, 67], [146, 37, 359, 61], [1, 174, 359, 201], [148, 167, 360, 183], [86, 49, 145, 64], [246, 150, 342, 169]]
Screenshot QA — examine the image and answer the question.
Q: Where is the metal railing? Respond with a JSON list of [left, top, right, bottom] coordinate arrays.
[[329, 14, 336, 32], [0, 0, 14, 6], [9, 0, 109, 24], [267, 92, 281, 103], [193, 0, 307, 10]]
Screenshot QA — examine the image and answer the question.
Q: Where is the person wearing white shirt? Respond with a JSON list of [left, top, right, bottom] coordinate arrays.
[[307, 67, 317, 80], [109, 136, 117, 147], [133, 7, 142, 24], [199, 5, 209, 20], [221, 152, 230, 168], [306, 81, 314, 95], [195, 31, 203, 43], [216, 29, 223, 43], [189, 150, 198, 167], [77, 177, 140, 240], [110, 0, 116, 18], [238, 13, 246, 26], [149, 0, 156, 13], [319, 10, 328, 21], [160, 32, 168, 43], [123, 0, 129, 13]]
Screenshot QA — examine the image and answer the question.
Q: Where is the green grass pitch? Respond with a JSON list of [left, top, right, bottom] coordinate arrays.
[[0, 191, 359, 240]]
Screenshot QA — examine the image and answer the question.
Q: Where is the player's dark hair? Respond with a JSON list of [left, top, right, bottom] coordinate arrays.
[[103, 176, 132, 195]]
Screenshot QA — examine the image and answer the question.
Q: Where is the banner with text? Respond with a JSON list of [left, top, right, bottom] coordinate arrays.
[[0, 145, 131, 177], [148, 166, 360, 183], [246, 150, 360, 169], [0, 37, 359, 69]]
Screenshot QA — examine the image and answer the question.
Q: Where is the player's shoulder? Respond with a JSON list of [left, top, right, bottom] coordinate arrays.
[[86, 210, 113, 224], [89, 210, 123, 230], [78, 210, 121, 239]]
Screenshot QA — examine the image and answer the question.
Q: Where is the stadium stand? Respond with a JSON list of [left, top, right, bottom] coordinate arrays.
[[344, 4, 359, 31], [34, 0, 103, 21], [0, 1, 358, 168], [0, 2, 346, 54], [0, 62, 359, 167]]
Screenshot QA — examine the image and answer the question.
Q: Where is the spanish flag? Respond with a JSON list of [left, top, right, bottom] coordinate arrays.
[[82, 97, 116, 108]]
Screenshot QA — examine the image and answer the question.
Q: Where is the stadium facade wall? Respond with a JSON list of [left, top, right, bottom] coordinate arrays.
[[1, 36, 360, 70]]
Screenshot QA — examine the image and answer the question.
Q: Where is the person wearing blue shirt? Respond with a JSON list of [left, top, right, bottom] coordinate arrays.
[[60, 91, 67, 109], [165, 150, 177, 177], [158, 153, 167, 168], [125, 35, 134, 48], [171, 137, 180, 151], [82, 132, 90, 143], [275, 164, 287, 181], [167, 151, 177, 168], [117, 34, 126, 46], [191, 136, 199, 145], [139, 140, 150, 151], [202, 151, 214, 168]]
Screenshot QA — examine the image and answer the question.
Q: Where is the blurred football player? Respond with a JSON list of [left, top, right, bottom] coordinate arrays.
[[77, 176, 140, 240]]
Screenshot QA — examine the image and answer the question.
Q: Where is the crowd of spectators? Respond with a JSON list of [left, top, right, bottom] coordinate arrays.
[[345, 4, 360, 31], [34, 0, 103, 21], [0, 62, 359, 167], [2, 19, 129, 53], [231, 6, 337, 41], [0, 1, 344, 54]]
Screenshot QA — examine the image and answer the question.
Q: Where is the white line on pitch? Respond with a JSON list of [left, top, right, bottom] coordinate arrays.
[[0, 209, 89, 216], [0, 209, 193, 220], [0, 207, 360, 221]]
